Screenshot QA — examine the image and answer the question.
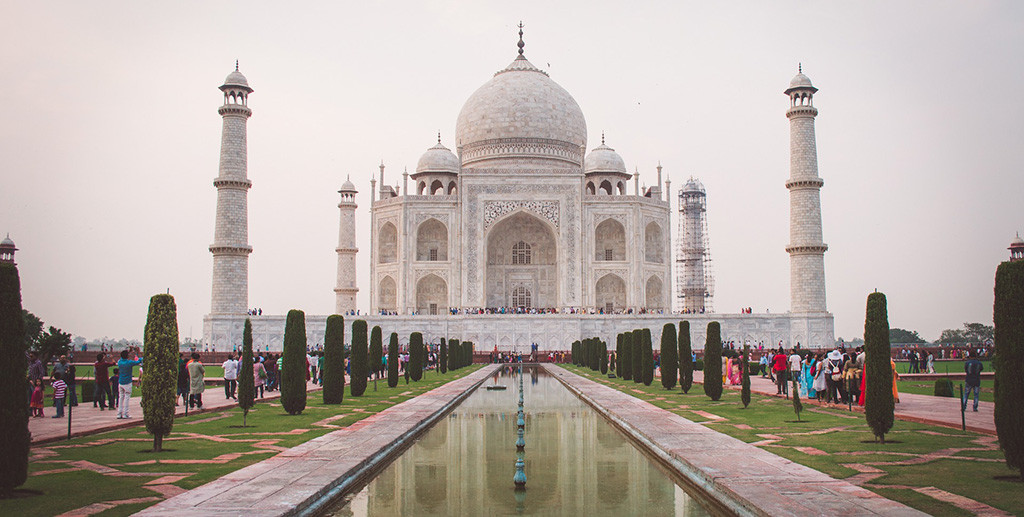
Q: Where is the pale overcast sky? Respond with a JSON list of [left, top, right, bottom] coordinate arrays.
[[1, 1, 1021, 343]]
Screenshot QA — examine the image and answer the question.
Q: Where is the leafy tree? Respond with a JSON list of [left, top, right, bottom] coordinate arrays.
[[864, 292, 894, 443], [791, 378, 803, 421], [0, 262, 28, 497], [34, 325, 71, 367], [322, 315, 345, 404], [703, 322, 723, 401], [741, 344, 751, 408], [632, 329, 643, 384], [937, 328, 966, 345], [889, 328, 924, 344], [660, 323, 678, 390], [238, 318, 255, 424], [141, 294, 178, 452], [350, 320, 368, 396], [409, 332, 423, 381], [22, 309, 41, 350], [281, 310, 308, 415], [994, 260, 1024, 479], [964, 322, 994, 343], [679, 321, 693, 394], [370, 326, 383, 391], [620, 333, 632, 381], [642, 328, 654, 386], [387, 333, 400, 387]]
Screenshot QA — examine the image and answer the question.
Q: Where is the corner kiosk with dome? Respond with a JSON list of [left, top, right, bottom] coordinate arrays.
[[204, 32, 835, 353]]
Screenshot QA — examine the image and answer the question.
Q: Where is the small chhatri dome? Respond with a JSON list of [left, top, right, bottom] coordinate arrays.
[[340, 175, 356, 192], [584, 139, 627, 174], [415, 139, 460, 174], [682, 177, 705, 193], [222, 61, 252, 90], [786, 64, 817, 94], [0, 233, 14, 247], [1011, 232, 1024, 246]]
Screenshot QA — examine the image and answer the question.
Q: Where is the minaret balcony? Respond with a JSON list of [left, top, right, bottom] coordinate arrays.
[[786, 105, 818, 118], [785, 178, 824, 189], [218, 104, 252, 117], [213, 178, 252, 189], [785, 244, 828, 254]]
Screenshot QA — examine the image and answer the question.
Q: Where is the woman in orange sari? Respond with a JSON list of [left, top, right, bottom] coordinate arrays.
[[858, 355, 901, 405]]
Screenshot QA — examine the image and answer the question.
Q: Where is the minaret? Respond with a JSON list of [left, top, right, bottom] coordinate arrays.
[[677, 179, 713, 313], [335, 177, 359, 313], [210, 63, 253, 315], [785, 65, 828, 313]]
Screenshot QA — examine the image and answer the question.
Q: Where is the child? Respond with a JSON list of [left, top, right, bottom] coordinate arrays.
[[30, 379, 44, 417], [51, 372, 67, 418], [109, 368, 120, 409]]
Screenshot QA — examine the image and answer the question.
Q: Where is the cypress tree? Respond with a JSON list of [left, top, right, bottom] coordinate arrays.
[[440, 338, 449, 374], [409, 332, 423, 381], [463, 341, 472, 367], [864, 292, 894, 443], [387, 332, 399, 388], [0, 262, 28, 497], [281, 309, 308, 414], [322, 315, 345, 404], [660, 323, 678, 390], [620, 333, 632, 381], [141, 294, 178, 452], [679, 321, 693, 394], [632, 329, 643, 383], [600, 340, 608, 374], [238, 318, 255, 425], [614, 333, 622, 374], [741, 344, 751, 409], [370, 326, 383, 391], [703, 322, 723, 401], [642, 328, 654, 386], [449, 340, 459, 371], [995, 259, 1024, 479], [571, 340, 578, 365], [350, 320, 368, 397], [590, 338, 599, 371]]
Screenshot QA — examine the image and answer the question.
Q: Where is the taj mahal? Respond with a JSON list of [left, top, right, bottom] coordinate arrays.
[[203, 30, 834, 352]]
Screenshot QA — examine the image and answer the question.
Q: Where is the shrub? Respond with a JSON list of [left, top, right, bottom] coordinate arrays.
[[141, 294, 178, 452], [370, 326, 383, 390], [661, 323, 678, 390], [281, 309, 308, 415], [238, 318, 256, 423], [741, 344, 751, 409], [632, 329, 643, 384], [679, 321, 693, 394], [350, 320, 368, 397], [994, 259, 1024, 479], [387, 333, 399, 388], [703, 322, 723, 401], [620, 333, 632, 381], [693, 359, 704, 371], [642, 328, 654, 386], [864, 292, 894, 443], [322, 315, 344, 404], [408, 332, 423, 381], [0, 262, 27, 497], [933, 378, 954, 398]]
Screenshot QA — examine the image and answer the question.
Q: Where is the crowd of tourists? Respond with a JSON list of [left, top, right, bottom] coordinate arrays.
[[755, 346, 898, 406]]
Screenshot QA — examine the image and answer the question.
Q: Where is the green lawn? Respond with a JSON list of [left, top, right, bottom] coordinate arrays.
[[897, 379, 994, 403], [4, 365, 483, 517], [561, 365, 1023, 516], [894, 359, 993, 375]]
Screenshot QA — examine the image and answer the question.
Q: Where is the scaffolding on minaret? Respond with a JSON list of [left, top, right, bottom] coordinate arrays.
[[675, 178, 714, 313]]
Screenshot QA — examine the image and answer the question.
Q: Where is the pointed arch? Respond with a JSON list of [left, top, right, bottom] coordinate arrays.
[[644, 222, 664, 263], [430, 179, 444, 195], [378, 276, 397, 311], [415, 274, 447, 315], [645, 275, 664, 310], [416, 218, 448, 261], [595, 218, 625, 261], [378, 222, 398, 263], [586, 182, 596, 195], [595, 273, 626, 312], [599, 180, 613, 195], [447, 181, 457, 195]]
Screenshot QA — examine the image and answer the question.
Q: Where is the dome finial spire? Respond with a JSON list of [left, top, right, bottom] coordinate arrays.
[[601, 131, 605, 145], [517, 21, 525, 56], [235, 60, 239, 72], [438, 131, 441, 144], [798, 62, 802, 74]]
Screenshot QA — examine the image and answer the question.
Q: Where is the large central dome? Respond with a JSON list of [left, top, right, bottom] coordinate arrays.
[[456, 54, 587, 169]]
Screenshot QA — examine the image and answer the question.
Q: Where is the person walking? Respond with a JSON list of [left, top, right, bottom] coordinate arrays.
[[254, 357, 267, 399], [187, 353, 206, 409], [116, 350, 142, 419], [92, 353, 115, 410], [964, 350, 984, 412], [222, 353, 238, 400], [176, 353, 190, 406]]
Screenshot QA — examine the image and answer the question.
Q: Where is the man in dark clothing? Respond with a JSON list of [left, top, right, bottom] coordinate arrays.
[[27, 351, 45, 408], [964, 350, 984, 412], [93, 353, 115, 410]]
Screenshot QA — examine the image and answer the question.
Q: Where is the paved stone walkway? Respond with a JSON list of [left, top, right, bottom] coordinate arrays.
[[135, 365, 498, 517], [549, 365, 926, 517], [692, 370, 996, 434], [30, 380, 325, 444]]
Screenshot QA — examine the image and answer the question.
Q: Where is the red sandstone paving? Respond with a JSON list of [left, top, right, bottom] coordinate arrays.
[[548, 365, 926, 517], [135, 365, 498, 516]]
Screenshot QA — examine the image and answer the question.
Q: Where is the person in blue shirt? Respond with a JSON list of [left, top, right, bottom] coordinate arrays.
[[116, 350, 143, 419]]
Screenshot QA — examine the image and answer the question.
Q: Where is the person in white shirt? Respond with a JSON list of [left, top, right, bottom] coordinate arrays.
[[222, 354, 239, 400], [788, 350, 802, 395]]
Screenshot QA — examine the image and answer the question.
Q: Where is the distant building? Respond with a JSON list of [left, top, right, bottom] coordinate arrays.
[[1009, 233, 1024, 262]]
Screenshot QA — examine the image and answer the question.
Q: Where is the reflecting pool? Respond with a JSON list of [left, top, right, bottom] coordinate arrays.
[[324, 366, 711, 516]]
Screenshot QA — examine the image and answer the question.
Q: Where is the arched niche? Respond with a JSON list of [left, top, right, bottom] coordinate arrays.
[[595, 218, 625, 261], [378, 222, 398, 263], [645, 275, 663, 310], [599, 179, 613, 195], [416, 218, 448, 261], [416, 274, 447, 315], [485, 212, 558, 308], [430, 179, 444, 195], [595, 273, 626, 312], [378, 276, 397, 310], [644, 222, 664, 263]]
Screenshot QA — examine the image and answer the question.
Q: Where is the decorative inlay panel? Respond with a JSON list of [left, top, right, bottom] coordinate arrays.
[[483, 201, 559, 231]]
